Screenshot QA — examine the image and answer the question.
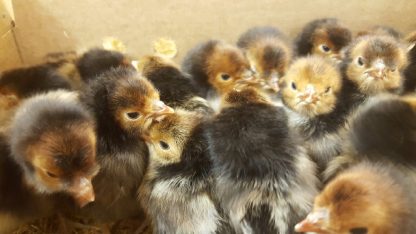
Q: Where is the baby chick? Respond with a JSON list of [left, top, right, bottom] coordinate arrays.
[[182, 40, 257, 99], [295, 18, 352, 61], [403, 31, 416, 93], [237, 26, 293, 93], [76, 48, 134, 82], [206, 87, 319, 233], [139, 109, 229, 233], [0, 63, 72, 98], [325, 94, 416, 181], [342, 35, 409, 110], [138, 54, 213, 115], [77, 67, 173, 222], [280, 56, 349, 175], [0, 90, 98, 233], [295, 162, 416, 234]]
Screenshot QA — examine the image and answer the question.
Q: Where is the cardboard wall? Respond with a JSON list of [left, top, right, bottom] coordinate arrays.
[[6, 0, 416, 67], [0, 0, 21, 71]]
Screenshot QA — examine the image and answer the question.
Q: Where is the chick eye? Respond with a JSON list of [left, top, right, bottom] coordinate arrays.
[[349, 227, 367, 234], [291, 82, 297, 90], [46, 171, 58, 178], [320, 44, 331, 53], [159, 141, 170, 150], [357, 57, 364, 66], [220, 73, 231, 81], [125, 112, 140, 120], [325, 87, 331, 93]]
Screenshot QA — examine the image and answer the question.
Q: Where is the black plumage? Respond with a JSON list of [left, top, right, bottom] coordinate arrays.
[[206, 88, 318, 234], [403, 32, 416, 93], [0, 63, 72, 98]]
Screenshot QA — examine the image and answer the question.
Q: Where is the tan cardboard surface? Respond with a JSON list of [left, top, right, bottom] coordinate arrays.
[[11, 0, 416, 65], [0, 0, 21, 71]]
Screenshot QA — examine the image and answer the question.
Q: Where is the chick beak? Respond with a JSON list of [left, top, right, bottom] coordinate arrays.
[[267, 72, 280, 92], [69, 177, 95, 208], [299, 85, 318, 104], [294, 209, 329, 233], [371, 60, 387, 80], [150, 100, 174, 121], [330, 54, 342, 63], [239, 69, 259, 85]]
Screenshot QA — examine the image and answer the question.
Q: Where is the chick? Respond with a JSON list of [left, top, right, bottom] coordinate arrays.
[[0, 90, 98, 233], [342, 35, 409, 111], [403, 31, 416, 93], [0, 94, 19, 130], [138, 54, 213, 115], [0, 63, 72, 98], [295, 162, 416, 234], [237, 26, 293, 93], [280, 56, 350, 175], [77, 67, 173, 222], [206, 87, 319, 233], [295, 18, 352, 61], [357, 25, 403, 40], [182, 40, 257, 99], [324, 94, 416, 181], [76, 48, 134, 83], [139, 109, 230, 233]]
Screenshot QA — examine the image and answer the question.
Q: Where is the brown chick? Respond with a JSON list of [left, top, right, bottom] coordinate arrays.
[[0, 90, 98, 233], [182, 40, 258, 99], [342, 35, 409, 110], [237, 26, 293, 93], [76, 67, 173, 222], [295, 18, 352, 61], [138, 54, 213, 115], [295, 162, 416, 234], [280, 56, 349, 175]]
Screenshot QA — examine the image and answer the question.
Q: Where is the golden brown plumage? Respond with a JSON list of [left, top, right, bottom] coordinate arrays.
[[343, 35, 408, 96], [295, 162, 416, 234], [182, 40, 257, 98]]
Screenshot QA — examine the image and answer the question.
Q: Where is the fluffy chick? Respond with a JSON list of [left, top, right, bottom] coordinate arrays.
[[324, 94, 416, 182], [403, 31, 416, 93], [342, 35, 409, 110], [77, 67, 173, 222], [139, 109, 230, 233], [0, 63, 72, 98], [237, 26, 293, 93], [280, 56, 349, 175], [295, 18, 352, 61], [206, 87, 319, 234], [76, 48, 134, 83], [138, 55, 214, 115], [182, 40, 257, 98], [295, 162, 416, 234], [0, 90, 98, 233]]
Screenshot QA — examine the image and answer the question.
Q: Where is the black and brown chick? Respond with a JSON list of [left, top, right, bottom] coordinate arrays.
[[324, 94, 416, 181], [77, 67, 173, 222], [0, 90, 98, 233], [295, 162, 416, 234], [182, 40, 257, 99], [206, 86, 319, 234], [295, 18, 352, 61], [341, 35, 409, 111], [237, 26, 293, 93], [403, 31, 416, 93], [280, 56, 350, 175], [139, 109, 231, 233], [0, 63, 73, 99], [138, 54, 214, 115]]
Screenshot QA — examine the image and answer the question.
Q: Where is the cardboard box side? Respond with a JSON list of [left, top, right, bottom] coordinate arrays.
[[12, 0, 416, 65], [0, 0, 22, 71]]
